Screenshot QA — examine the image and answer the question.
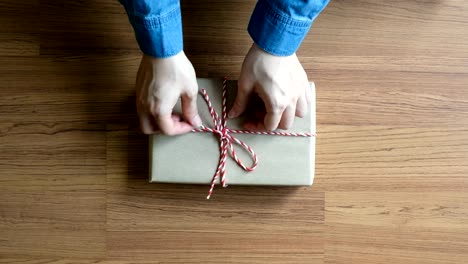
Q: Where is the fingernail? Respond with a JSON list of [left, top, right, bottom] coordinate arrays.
[[228, 110, 237, 119], [192, 115, 202, 127]]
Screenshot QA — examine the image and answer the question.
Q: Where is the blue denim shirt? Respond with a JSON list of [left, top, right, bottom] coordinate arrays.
[[120, 0, 329, 58]]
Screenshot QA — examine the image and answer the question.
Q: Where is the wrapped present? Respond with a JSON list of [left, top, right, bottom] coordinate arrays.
[[149, 78, 316, 198]]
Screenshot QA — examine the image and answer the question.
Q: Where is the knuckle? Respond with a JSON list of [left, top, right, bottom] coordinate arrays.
[[137, 96, 152, 111], [296, 109, 307, 118], [269, 98, 287, 113], [151, 89, 166, 102], [149, 106, 159, 116], [186, 88, 198, 99], [158, 126, 173, 136], [189, 91, 198, 99], [136, 96, 146, 106], [148, 100, 165, 117]]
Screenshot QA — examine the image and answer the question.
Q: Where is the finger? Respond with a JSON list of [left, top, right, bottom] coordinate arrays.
[[138, 110, 157, 134], [149, 93, 192, 135], [157, 113, 194, 136], [296, 94, 308, 118], [181, 93, 202, 127], [228, 79, 253, 118], [278, 105, 295, 130], [305, 81, 314, 106], [171, 115, 181, 122], [244, 120, 267, 131], [149, 90, 185, 135], [243, 121, 257, 131], [262, 92, 287, 131], [264, 108, 284, 131], [136, 96, 156, 134]]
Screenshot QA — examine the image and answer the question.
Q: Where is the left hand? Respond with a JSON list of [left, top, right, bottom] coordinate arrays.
[[229, 43, 311, 131]]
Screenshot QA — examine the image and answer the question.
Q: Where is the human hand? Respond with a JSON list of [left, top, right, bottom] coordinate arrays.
[[229, 44, 312, 131], [135, 52, 202, 135]]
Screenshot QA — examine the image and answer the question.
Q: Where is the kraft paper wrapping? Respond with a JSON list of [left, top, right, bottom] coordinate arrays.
[[150, 78, 316, 186]]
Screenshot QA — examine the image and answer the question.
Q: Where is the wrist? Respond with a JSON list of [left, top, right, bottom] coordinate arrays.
[[250, 43, 295, 58], [144, 50, 185, 61]]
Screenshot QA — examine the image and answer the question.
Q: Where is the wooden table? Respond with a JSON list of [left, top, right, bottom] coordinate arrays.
[[1, 1, 467, 263]]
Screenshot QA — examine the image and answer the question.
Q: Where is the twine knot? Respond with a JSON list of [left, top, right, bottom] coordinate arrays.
[[191, 77, 315, 199]]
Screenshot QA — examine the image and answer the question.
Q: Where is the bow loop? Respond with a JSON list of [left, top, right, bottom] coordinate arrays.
[[191, 77, 315, 199]]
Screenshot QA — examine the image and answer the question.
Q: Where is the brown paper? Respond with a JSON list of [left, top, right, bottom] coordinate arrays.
[[150, 78, 316, 186]]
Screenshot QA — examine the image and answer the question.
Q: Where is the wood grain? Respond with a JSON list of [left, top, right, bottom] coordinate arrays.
[[326, 192, 468, 264], [1, 0, 467, 263], [315, 126, 468, 192]]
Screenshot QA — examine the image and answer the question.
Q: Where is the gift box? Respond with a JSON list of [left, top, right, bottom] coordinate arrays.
[[149, 78, 316, 197]]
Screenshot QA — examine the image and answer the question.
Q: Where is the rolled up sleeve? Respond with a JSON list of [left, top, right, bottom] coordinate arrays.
[[120, 0, 183, 58], [248, 0, 329, 56]]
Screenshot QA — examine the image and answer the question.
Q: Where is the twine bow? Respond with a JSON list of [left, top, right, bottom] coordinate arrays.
[[192, 77, 315, 199]]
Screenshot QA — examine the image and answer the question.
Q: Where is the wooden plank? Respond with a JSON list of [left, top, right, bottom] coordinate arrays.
[[108, 231, 323, 263], [0, 126, 107, 258], [0, 33, 39, 56], [0, 0, 467, 263], [325, 192, 468, 264], [315, 126, 468, 192]]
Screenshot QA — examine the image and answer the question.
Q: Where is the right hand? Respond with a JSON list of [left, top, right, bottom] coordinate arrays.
[[136, 52, 202, 135]]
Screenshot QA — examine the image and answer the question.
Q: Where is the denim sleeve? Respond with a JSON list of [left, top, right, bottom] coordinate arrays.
[[119, 0, 183, 58], [248, 0, 329, 56]]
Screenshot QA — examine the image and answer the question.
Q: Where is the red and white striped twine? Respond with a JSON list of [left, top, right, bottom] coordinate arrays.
[[192, 77, 316, 199]]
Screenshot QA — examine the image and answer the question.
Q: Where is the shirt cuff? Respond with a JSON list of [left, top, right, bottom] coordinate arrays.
[[127, 5, 183, 58], [248, 0, 313, 56]]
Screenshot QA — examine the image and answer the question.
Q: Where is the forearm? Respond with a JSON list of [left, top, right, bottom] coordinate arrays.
[[119, 0, 183, 58], [248, 0, 329, 56]]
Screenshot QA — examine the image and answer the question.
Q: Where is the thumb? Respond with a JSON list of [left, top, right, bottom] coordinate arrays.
[[229, 80, 252, 118]]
